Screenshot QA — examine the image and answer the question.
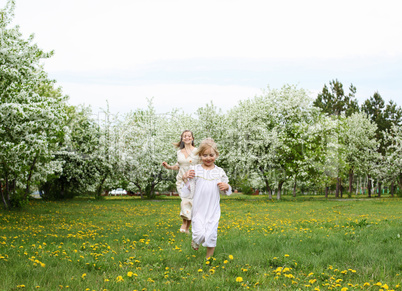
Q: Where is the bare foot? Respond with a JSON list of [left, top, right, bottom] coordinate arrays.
[[191, 240, 199, 251]]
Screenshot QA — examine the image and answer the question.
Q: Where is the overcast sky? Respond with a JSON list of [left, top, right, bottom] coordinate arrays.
[[7, 0, 402, 115]]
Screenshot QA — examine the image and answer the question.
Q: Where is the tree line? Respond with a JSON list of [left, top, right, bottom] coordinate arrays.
[[1, 1, 401, 208]]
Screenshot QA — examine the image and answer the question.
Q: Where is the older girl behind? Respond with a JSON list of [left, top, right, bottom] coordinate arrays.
[[162, 130, 200, 233]]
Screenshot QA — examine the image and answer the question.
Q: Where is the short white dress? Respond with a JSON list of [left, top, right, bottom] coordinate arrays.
[[175, 148, 200, 220], [181, 164, 232, 248]]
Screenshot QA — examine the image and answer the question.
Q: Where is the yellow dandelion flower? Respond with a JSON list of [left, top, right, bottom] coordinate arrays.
[[341, 288, 348, 291], [375, 282, 382, 286], [198, 269, 203, 272], [127, 271, 133, 277], [309, 279, 317, 284], [275, 267, 283, 272], [229, 255, 234, 260], [224, 260, 228, 264], [82, 273, 87, 279], [236, 277, 243, 282], [116, 276, 124, 282], [363, 282, 370, 287]]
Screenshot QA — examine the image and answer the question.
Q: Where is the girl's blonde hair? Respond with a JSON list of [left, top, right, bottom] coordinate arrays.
[[196, 138, 219, 156]]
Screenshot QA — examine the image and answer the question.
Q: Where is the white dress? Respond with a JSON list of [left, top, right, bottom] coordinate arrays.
[[175, 148, 200, 220], [181, 164, 232, 247]]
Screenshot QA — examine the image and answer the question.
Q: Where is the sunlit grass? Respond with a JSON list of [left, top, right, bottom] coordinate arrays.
[[1, 195, 401, 290]]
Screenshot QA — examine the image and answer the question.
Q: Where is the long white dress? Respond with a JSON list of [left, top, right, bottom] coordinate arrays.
[[181, 164, 232, 247], [175, 148, 200, 220]]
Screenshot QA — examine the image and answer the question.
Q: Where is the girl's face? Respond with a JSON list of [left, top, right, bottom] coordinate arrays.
[[182, 132, 194, 145], [201, 147, 217, 168]]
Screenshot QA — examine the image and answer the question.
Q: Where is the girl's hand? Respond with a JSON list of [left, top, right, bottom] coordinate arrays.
[[183, 169, 195, 181], [217, 182, 229, 191], [162, 161, 170, 169]]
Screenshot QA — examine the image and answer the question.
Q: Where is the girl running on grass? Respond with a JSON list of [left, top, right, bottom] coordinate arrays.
[[162, 130, 200, 234], [181, 138, 232, 259]]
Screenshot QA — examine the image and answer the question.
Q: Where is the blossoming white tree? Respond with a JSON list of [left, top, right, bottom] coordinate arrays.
[[383, 125, 402, 195], [343, 112, 378, 193], [0, 1, 67, 208], [112, 100, 195, 198], [224, 85, 323, 199]]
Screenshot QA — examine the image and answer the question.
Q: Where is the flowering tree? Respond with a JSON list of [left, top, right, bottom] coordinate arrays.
[[40, 105, 114, 200], [112, 101, 192, 198], [383, 125, 402, 195], [0, 1, 67, 208], [308, 115, 341, 197], [224, 85, 321, 199], [342, 112, 378, 193]]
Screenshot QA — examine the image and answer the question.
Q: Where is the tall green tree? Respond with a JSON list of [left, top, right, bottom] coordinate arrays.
[[314, 79, 359, 117]]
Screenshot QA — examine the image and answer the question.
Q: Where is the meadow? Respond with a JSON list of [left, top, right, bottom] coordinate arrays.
[[0, 195, 401, 290]]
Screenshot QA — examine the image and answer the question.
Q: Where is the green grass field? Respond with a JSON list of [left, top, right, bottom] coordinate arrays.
[[1, 195, 401, 290]]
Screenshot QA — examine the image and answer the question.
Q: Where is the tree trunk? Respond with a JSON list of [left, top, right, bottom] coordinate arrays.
[[340, 179, 343, 198], [348, 169, 353, 193], [335, 177, 340, 198], [133, 182, 143, 199], [95, 175, 107, 199], [390, 181, 394, 197], [259, 167, 272, 199], [367, 175, 372, 198], [1, 182, 9, 209], [277, 181, 284, 200], [264, 179, 272, 199], [325, 186, 329, 198], [25, 155, 38, 200], [377, 181, 382, 198], [293, 180, 297, 197]]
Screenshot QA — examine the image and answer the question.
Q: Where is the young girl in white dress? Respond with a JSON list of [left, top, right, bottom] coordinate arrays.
[[162, 130, 200, 234], [181, 138, 232, 258]]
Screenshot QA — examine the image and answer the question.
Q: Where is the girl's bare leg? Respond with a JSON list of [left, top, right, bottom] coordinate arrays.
[[185, 219, 191, 232], [206, 247, 215, 259], [180, 219, 187, 232]]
